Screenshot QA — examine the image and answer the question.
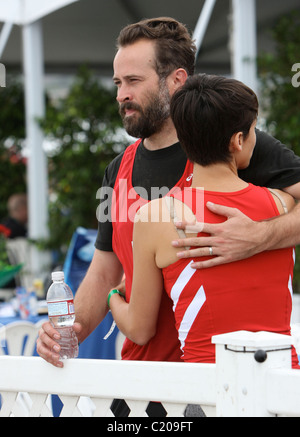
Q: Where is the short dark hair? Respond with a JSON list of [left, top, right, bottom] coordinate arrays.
[[117, 17, 196, 78], [170, 74, 259, 166]]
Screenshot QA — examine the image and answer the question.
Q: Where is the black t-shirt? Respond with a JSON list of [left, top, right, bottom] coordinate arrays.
[[1, 217, 27, 239], [96, 129, 300, 252]]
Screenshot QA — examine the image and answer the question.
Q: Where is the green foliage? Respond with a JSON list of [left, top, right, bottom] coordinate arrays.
[[40, 67, 127, 256], [0, 225, 11, 267], [258, 11, 300, 291], [0, 77, 27, 219], [0, 76, 25, 141], [258, 11, 300, 153]]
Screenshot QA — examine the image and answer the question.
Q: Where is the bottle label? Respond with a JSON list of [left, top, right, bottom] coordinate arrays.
[[47, 299, 75, 317]]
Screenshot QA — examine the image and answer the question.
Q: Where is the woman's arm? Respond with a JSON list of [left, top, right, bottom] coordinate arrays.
[[109, 213, 164, 345]]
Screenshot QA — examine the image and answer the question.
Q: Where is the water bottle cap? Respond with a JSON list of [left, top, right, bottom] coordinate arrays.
[[51, 271, 64, 282]]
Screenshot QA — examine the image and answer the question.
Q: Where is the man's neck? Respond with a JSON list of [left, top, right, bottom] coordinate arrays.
[[143, 120, 178, 151]]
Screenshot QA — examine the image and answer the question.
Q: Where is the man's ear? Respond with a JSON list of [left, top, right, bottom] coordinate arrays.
[[168, 68, 188, 94]]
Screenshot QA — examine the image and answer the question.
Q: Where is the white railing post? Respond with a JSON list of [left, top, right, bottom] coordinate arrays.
[[212, 331, 293, 417]]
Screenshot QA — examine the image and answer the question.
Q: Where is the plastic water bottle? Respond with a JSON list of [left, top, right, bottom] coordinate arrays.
[[47, 271, 78, 359]]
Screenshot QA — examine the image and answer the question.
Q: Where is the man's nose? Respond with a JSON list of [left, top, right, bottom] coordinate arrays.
[[116, 85, 132, 103]]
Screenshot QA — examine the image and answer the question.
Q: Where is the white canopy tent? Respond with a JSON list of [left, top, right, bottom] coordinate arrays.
[[0, 0, 297, 275]]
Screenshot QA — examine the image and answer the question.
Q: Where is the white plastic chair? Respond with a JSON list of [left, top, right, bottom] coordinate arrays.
[[0, 320, 46, 415], [5, 238, 34, 289], [0, 321, 41, 356]]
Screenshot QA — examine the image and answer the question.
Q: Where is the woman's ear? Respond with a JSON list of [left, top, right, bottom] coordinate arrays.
[[229, 132, 244, 153]]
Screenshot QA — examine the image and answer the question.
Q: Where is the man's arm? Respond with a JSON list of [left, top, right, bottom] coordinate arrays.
[[284, 181, 300, 199], [74, 249, 124, 342], [37, 249, 123, 367], [172, 184, 300, 269]]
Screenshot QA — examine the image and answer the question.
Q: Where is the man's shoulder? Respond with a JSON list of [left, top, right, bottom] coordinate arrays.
[[105, 141, 140, 183], [107, 150, 125, 170], [255, 128, 281, 150], [104, 150, 126, 187]]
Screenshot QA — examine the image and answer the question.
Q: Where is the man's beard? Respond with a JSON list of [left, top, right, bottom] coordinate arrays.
[[119, 80, 171, 139]]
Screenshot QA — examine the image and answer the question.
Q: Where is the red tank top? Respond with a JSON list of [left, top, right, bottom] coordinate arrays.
[[163, 185, 299, 368], [112, 140, 194, 361]]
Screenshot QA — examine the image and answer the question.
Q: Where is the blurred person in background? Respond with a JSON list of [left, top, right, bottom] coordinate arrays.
[[1, 193, 28, 239]]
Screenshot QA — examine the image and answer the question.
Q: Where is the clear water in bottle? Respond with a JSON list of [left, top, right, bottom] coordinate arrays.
[[47, 271, 78, 360]]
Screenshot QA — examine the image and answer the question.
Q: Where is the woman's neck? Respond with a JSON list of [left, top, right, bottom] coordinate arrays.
[[191, 162, 248, 192]]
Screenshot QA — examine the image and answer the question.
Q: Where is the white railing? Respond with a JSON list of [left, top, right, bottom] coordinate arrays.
[[1, 330, 300, 417], [292, 294, 300, 324]]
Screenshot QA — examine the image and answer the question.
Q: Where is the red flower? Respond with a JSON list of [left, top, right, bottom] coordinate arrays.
[[0, 224, 11, 238], [9, 155, 20, 164]]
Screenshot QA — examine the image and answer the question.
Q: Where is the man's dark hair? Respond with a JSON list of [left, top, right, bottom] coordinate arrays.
[[117, 17, 196, 78], [170, 74, 259, 166]]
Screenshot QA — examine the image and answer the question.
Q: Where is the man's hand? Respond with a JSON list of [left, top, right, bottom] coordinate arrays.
[[172, 202, 268, 269], [36, 321, 82, 368]]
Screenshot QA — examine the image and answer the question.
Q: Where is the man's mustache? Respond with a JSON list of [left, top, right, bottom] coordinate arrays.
[[119, 102, 142, 117]]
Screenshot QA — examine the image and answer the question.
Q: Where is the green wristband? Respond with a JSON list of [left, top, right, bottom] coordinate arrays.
[[107, 289, 125, 308]]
